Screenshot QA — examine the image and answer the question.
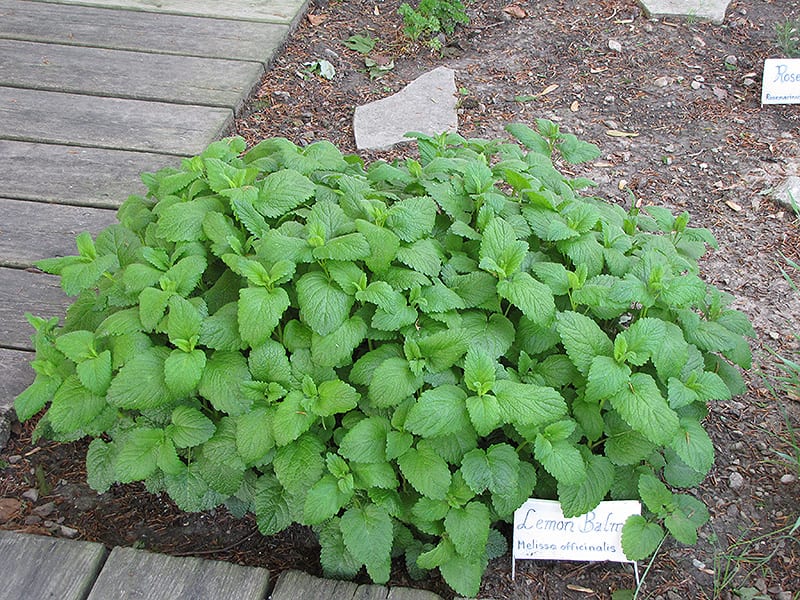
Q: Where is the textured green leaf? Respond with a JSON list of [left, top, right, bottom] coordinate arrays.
[[505, 122, 551, 155], [461, 312, 515, 358], [139, 287, 171, 332], [415, 329, 469, 372], [465, 394, 502, 436], [199, 302, 242, 351], [257, 169, 315, 218], [368, 357, 423, 408], [311, 316, 367, 368], [319, 518, 362, 578], [274, 433, 325, 496], [169, 405, 216, 448], [249, 338, 292, 384], [76, 350, 112, 396], [556, 311, 613, 375], [86, 438, 116, 493], [164, 348, 206, 398], [445, 501, 490, 559], [604, 412, 656, 466], [304, 474, 352, 524], [235, 407, 275, 464], [339, 417, 390, 463], [621, 515, 664, 561], [534, 435, 586, 485], [460, 443, 519, 496], [341, 504, 393, 583], [496, 272, 555, 325], [405, 385, 469, 438], [195, 419, 246, 495], [638, 473, 673, 516], [164, 462, 227, 512], [619, 317, 665, 366], [398, 440, 452, 500], [238, 287, 290, 347], [272, 390, 315, 446], [54, 330, 95, 362], [558, 452, 615, 517], [610, 373, 680, 446], [386, 196, 437, 242], [313, 232, 371, 261], [439, 554, 485, 598], [114, 427, 164, 482], [355, 219, 400, 273], [464, 348, 497, 396], [396, 238, 443, 278], [479, 217, 528, 278], [585, 355, 631, 403], [297, 271, 353, 336], [669, 418, 714, 475], [492, 380, 567, 426], [198, 351, 252, 416], [47, 375, 106, 434], [312, 379, 360, 417], [254, 473, 294, 535], [107, 348, 174, 410], [157, 197, 223, 242], [557, 133, 601, 164]]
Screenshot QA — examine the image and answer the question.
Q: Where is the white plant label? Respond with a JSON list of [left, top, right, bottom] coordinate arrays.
[[511, 499, 640, 578], [762, 59, 800, 104]]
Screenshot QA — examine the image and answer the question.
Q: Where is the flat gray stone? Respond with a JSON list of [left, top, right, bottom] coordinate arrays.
[[354, 67, 457, 150], [775, 175, 800, 210], [638, 0, 731, 24]]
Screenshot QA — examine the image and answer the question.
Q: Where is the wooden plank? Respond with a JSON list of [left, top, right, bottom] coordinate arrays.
[[26, 0, 309, 24], [0, 140, 178, 208], [0, 198, 118, 268], [270, 570, 359, 600], [0, 0, 290, 64], [0, 87, 233, 155], [0, 348, 33, 448], [0, 267, 69, 351], [0, 530, 108, 600], [387, 588, 443, 600], [85, 546, 270, 600], [0, 40, 264, 110], [354, 585, 391, 600]]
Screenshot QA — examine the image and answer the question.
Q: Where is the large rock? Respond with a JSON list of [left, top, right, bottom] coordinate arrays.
[[353, 66, 458, 150], [638, 0, 731, 24]]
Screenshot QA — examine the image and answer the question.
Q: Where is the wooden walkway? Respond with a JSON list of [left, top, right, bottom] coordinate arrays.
[[0, 530, 444, 600], [0, 2, 446, 598]]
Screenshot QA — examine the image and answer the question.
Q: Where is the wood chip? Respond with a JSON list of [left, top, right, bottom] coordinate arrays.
[[726, 200, 743, 212], [570, 100, 579, 112], [566, 584, 596, 593], [606, 129, 639, 137], [306, 13, 326, 25], [503, 4, 527, 18]]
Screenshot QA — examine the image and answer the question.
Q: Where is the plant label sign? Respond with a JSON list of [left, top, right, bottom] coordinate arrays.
[[511, 499, 640, 578], [762, 59, 800, 104]]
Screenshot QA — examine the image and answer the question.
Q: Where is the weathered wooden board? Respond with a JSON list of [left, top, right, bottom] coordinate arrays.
[[0, 140, 177, 208], [25, 0, 309, 24], [0, 267, 69, 351], [0, 531, 108, 600], [0, 347, 33, 448], [85, 547, 271, 600], [0, 198, 118, 268], [0, 0, 290, 64], [387, 588, 443, 600], [0, 40, 264, 109], [271, 570, 360, 600], [0, 87, 233, 155]]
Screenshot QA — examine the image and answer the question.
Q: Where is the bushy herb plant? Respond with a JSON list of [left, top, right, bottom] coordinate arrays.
[[16, 122, 753, 596], [398, 0, 469, 41]]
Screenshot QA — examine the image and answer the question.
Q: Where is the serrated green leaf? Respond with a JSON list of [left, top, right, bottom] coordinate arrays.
[[610, 373, 680, 446], [138, 287, 171, 332], [505, 122, 551, 155], [48, 375, 107, 434], [669, 418, 714, 475], [534, 435, 586, 485], [164, 462, 227, 512], [198, 350, 252, 416], [464, 348, 496, 396], [311, 316, 367, 368], [164, 348, 206, 398], [621, 515, 664, 561], [199, 302, 242, 351], [296, 271, 353, 336], [115, 427, 164, 482], [604, 412, 656, 466], [439, 553, 485, 598], [274, 433, 325, 496], [415, 329, 469, 372], [304, 474, 353, 524], [169, 405, 216, 448], [368, 357, 423, 408], [107, 348, 174, 410], [195, 419, 246, 495], [585, 355, 631, 403], [76, 350, 112, 395], [386, 196, 437, 242], [237, 286, 290, 347], [492, 379, 567, 426], [398, 440, 452, 500], [496, 271, 555, 325], [405, 385, 469, 438], [256, 169, 315, 218], [86, 438, 116, 493], [445, 501, 490, 559], [556, 311, 613, 374], [311, 379, 360, 417], [54, 330, 95, 362], [461, 312, 515, 358], [351, 462, 398, 490], [355, 219, 400, 273], [396, 238, 443, 278], [619, 317, 665, 366], [460, 443, 519, 496], [235, 407, 275, 465], [465, 394, 502, 436], [557, 133, 601, 164], [341, 504, 393, 583], [157, 197, 223, 242], [313, 232, 371, 261], [479, 217, 528, 278], [638, 473, 673, 516], [272, 390, 315, 446], [558, 452, 615, 517], [319, 518, 362, 578], [339, 417, 389, 463], [254, 473, 294, 535]]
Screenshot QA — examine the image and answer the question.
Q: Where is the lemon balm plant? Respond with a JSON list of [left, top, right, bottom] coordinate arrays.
[[16, 123, 753, 596]]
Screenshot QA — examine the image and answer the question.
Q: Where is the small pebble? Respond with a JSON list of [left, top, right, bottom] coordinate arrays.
[[32, 501, 56, 518], [692, 558, 706, 570], [608, 39, 623, 52], [7, 455, 22, 465], [725, 55, 738, 66], [21, 489, 39, 503], [743, 78, 756, 87], [24, 515, 42, 526], [691, 81, 702, 90], [729, 471, 744, 490], [59, 525, 79, 539], [780, 474, 796, 484]]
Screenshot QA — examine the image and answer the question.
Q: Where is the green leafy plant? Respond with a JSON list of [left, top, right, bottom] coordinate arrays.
[[398, 0, 469, 41], [342, 34, 377, 55], [16, 121, 753, 596], [776, 19, 800, 58]]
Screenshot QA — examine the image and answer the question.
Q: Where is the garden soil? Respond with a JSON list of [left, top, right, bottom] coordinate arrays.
[[2, 0, 800, 598]]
